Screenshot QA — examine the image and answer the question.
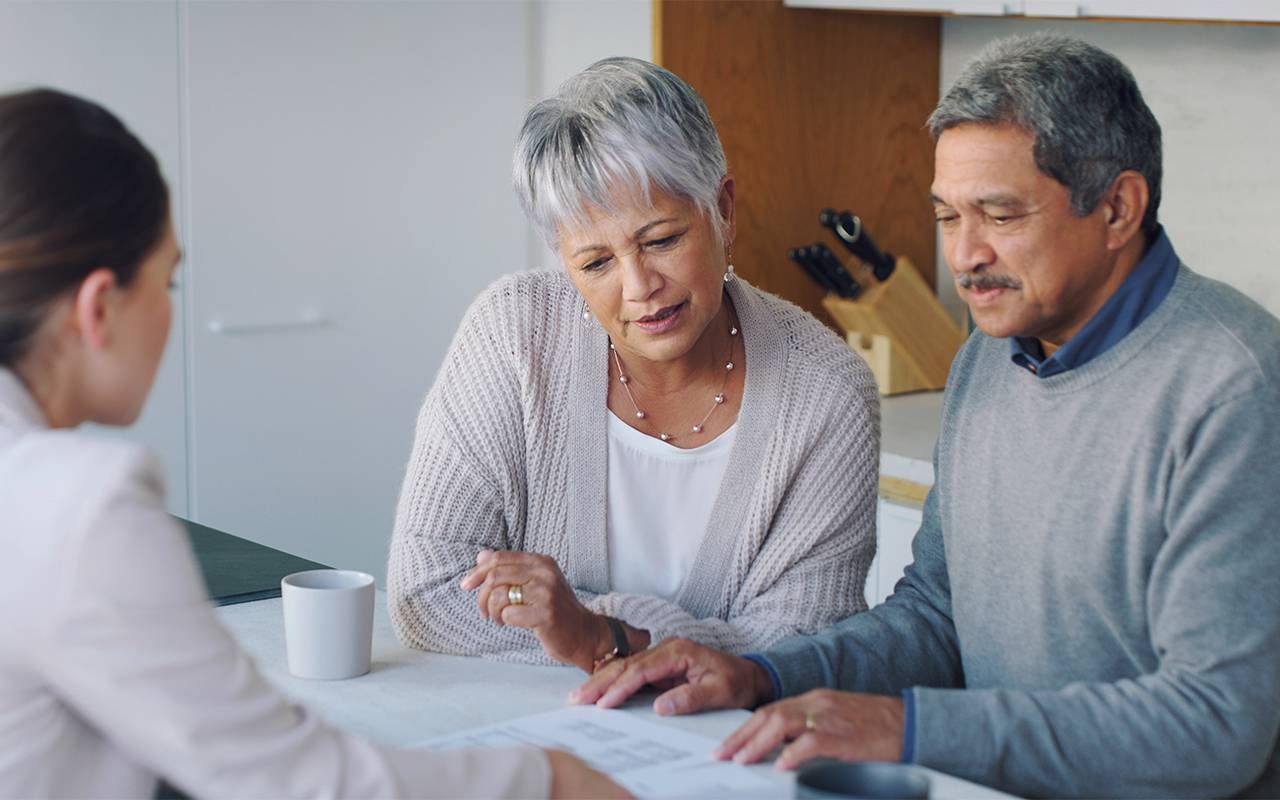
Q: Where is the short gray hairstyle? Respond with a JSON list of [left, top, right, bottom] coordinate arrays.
[[928, 34, 1162, 237], [513, 57, 728, 248]]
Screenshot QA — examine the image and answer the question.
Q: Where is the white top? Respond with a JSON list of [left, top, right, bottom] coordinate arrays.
[[0, 368, 548, 799], [606, 413, 737, 599]]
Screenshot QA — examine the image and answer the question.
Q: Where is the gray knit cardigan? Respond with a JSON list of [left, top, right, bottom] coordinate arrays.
[[388, 269, 880, 663]]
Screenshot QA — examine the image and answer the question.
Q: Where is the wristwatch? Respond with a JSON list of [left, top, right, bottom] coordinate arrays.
[[591, 615, 630, 673]]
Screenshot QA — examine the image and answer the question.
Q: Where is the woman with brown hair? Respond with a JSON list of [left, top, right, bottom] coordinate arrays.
[[0, 87, 622, 800]]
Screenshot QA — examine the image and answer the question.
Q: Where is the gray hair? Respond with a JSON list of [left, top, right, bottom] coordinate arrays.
[[513, 57, 728, 248], [928, 34, 1162, 237]]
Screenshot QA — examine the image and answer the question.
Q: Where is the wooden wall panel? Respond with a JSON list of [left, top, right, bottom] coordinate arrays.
[[657, 1, 940, 326]]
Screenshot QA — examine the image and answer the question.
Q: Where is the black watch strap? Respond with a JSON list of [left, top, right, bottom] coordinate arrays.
[[603, 615, 630, 658]]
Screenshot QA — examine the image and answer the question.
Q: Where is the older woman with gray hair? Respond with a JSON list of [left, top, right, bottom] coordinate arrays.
[[387, 57, 879, 672]]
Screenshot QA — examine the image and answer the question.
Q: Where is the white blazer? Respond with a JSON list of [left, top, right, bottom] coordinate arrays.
[[0, 369, 548, 799]]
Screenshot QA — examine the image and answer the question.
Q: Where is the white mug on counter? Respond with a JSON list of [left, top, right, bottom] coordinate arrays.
[[281, 569, 375, 680]]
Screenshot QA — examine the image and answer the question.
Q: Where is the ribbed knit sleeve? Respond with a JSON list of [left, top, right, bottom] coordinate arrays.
[[388, 278, 571, 663]]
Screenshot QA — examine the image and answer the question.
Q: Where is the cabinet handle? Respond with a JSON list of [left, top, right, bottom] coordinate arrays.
[[207, 309, 329, 335]]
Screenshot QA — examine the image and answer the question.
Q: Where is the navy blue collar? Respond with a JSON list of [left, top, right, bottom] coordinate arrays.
[[1010, 227, 1178, 378]]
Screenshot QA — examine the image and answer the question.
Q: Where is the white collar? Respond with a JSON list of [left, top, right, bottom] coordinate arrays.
[[0, 367, 49, 430]]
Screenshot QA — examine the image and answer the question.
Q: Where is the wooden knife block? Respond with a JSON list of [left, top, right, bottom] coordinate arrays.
[[822, 256, 965, 395]]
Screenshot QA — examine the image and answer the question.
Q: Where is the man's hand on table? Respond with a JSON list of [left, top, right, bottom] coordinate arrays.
[[569, 638, 905, 771], [715, 690, 904, 770]]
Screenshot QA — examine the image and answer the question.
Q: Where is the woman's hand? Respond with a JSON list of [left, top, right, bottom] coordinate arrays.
[[460, 550, 616, 671], [545, 750, 632, 799], [571, 637, 774, 715], [713, 689, 904, 770]]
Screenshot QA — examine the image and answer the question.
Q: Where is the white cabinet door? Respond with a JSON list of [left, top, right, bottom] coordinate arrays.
[[869, 498, 922, 608], [0, 0, 189, 515], [185, 1, 532, 579]]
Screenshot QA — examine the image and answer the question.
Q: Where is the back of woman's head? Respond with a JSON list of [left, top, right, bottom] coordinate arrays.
[[0, 88, 169, 366]]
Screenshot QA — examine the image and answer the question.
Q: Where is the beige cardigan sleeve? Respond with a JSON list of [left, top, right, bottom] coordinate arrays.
[[38, 445, 550, 799], [386, 287, 578, 663]]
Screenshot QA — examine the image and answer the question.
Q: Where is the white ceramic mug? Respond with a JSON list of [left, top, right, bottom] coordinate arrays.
[[281, 569, 375, 680]]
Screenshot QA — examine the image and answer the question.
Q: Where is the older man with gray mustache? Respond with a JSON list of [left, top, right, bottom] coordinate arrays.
[[572, 33, 1280, 799]]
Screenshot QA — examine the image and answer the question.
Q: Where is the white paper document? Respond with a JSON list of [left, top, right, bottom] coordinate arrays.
[[416, 705, 780, 798]]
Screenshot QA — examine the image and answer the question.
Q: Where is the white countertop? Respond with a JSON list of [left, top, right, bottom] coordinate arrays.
[[216, 593, 1013, 799], [879, 391, 943, 490]]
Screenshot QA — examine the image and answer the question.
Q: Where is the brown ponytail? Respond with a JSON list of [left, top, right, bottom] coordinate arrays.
[[0, 88, 169, 365]]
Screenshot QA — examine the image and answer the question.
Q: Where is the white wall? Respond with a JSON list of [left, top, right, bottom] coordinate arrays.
[[0, 1, 191, 515], [182, 1, 536, 581], [531, 0, 652, 99], [0, 0, 651, 583], [936, 18, 1280, 323], [525, 0, 653, 266]]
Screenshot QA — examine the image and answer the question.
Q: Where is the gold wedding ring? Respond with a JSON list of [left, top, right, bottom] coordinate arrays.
[[804, 711, 817, 732], [507, 584, 524, 606]]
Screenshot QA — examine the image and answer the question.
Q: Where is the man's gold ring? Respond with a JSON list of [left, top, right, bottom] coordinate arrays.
[[507, 585, 524, 606], [804, 711, 817, 732]]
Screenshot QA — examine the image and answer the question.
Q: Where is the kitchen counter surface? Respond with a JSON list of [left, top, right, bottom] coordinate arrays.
[[878, 391, 942, 505]]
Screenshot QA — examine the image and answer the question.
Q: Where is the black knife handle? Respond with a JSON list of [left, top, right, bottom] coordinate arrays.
[[820, 209, 896, 282], [809, 243, 861, 299], [789, 246, 839, 294]]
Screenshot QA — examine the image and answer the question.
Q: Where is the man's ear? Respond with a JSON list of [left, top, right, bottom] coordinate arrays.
[[1101, 170, 1149, 251], [70, 268, 119, 350]]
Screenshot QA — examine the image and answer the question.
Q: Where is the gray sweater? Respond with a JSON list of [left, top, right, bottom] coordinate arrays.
[[759, 265, 1280, 798], [388, 270, 880, 662]]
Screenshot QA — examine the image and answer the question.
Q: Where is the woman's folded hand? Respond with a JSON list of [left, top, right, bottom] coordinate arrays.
[[461, 550, 611, 671]]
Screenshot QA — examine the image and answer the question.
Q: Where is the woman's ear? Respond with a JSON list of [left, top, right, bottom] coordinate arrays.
[[70, 268, 119, 350], [717, 175, 737, 246]]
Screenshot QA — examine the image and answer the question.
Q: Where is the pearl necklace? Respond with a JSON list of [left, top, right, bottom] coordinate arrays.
[[609, 323, 739, 443]]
